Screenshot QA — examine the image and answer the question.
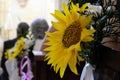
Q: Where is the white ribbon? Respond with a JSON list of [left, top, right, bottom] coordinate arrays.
[[20, 56, 33, 80], [80, 62, 94, 80]]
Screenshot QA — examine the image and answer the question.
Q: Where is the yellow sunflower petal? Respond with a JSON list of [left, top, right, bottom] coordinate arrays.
[[75, 42, 81, 51], [82, 36, 94, 42], [68, 50, 78, 75], [80, 3, 90, 13], [77, 54, 84, 61], [62, 3, 70, 16], [70, 3, 80, 20], [59, 50, 72, 78], [52, 21, 66, 31], [51, 10, 66, 24], [62, 4, 73, 25], [71, 3, 80, 12], [81, 28, 95, 41], [79, 15, 93, 28], [44, 42, 62, 51]]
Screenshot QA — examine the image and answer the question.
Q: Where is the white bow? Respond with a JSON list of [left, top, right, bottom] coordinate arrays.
[[80, 62, 94, 80]]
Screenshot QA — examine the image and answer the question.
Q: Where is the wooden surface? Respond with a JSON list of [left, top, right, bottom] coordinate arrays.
[[32, 55, 85, 80]]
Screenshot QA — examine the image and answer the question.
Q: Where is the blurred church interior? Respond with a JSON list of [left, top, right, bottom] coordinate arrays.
[[0, 0, 68, 40]]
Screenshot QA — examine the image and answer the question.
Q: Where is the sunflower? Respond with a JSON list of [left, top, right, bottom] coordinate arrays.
[[5, 37, 25, 59], [44, 3, 95, 78]]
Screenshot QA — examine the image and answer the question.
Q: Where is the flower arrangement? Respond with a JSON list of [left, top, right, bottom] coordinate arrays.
[[5, 37, 25, 59], [44, 0, 120, 78], [5, 33, 33, 60], [44, 2, 95, 78], [4, 30, 34, 80]]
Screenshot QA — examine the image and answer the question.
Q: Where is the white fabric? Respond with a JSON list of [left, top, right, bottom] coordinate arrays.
[[32, 51, 44, 56], [80, 63, 94, 80], [0, 67, 3, 75], [5, 58, 20, 80], [33, 39, 44, 51], [0, 37, 3, 75], [24, 39, 34, 49], [0, 37, 3, 61]]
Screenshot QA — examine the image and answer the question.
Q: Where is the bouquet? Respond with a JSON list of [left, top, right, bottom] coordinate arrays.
[[4, 31, 34, 80], [44, 0, 120, 78], [5, 32, 34, 60]]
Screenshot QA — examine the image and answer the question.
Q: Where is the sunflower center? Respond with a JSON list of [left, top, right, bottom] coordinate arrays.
[[62, 21, 82, 48]]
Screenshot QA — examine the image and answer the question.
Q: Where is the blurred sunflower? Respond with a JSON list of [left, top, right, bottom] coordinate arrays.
[[44, 3, 95, 78], [5, 37, 25, 59]]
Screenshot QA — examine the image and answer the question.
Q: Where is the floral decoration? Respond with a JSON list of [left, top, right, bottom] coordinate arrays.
[[44, 0, 120, 78], [5, 35, 33, 60], [44, 3, 95, 78]]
